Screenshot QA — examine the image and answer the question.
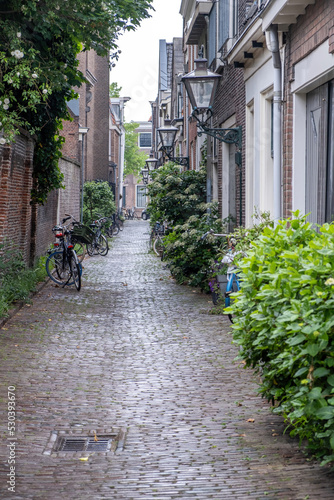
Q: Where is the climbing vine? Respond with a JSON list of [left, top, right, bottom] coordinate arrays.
[[0, 0, 153, 204]]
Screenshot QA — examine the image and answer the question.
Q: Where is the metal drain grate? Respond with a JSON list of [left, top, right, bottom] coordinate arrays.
[[43, 428, 127, 456], [54, 436, 113, 452]]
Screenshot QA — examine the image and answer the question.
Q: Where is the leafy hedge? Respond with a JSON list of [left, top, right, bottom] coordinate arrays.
[[83, 181, 116, 225], [163, 209, 225, 290], [146, 163, 225, 290], [146, 163, 207, 226], [229, 212, 334, 463]]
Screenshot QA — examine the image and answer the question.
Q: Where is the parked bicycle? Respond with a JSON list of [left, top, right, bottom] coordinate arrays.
[[202, 230, 243, 322], [150, 221, 168, 259], [45, 216, 82, 290], [103, 214, 121, 237], [124, 207, 139, 220], [64, 214, 94, 263], [86, 217, 109, 256]]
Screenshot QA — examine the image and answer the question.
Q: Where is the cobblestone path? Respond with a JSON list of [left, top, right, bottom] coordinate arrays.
[[1, 221, 334, 500]]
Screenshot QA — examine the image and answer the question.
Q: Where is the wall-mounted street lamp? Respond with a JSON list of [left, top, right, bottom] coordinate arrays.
[[140, 157, 159, 185], [145, 157, 159, 172], [182, 57, 243, 225], [140, 167, 150, 185], [78, 126, 89, 223], [156, 120, 189, 169], [182, 58, 242, 164]]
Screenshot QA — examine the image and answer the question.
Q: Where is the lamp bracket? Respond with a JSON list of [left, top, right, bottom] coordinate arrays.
[[198, 124, 242, 148], [161, 146, 189, 169], [168, 156, 189, 169], [191, 109, 242, 150]]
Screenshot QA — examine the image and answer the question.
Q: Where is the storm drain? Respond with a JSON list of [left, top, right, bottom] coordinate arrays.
[[54, 436, 113, 452], [43, 428, 126, 456]]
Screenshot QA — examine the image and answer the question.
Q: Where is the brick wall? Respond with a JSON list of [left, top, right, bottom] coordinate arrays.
[[284, 0, 333, 218], [34, 191, 59, 261], [77, 50, 110, 183], [0, 132, 83, 265], [86, 51, 109, 181], [58, 157, 81, 222], [0, 134, 34, 263], [61, 111, 80, 161], [214, 64, 245, 225]]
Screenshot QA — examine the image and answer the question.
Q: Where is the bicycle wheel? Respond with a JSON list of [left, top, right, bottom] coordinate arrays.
[[86, 240, 98, 256], [153, 236, 164, 257], [112, 223, 120, 236], [97, 234, 109, 255], [46, 251, 70, 285], [72, 240, 85, 263], [69, 252, 81, 291]]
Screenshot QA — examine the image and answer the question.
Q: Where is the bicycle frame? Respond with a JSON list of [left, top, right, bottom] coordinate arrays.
[[47, 217, 82, 290], [86, 218, 109, 256]]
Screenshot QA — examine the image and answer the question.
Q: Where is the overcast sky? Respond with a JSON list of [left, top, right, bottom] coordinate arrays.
[[110, 0, 183, 123]]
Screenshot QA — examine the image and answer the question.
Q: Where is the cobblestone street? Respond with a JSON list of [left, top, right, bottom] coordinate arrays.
[[1, 220, 334, 499]]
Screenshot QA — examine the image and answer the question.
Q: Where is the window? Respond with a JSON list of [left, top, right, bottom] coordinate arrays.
[[139, 133, 152, 148], [306, 80, 334, 224], [136, 185, 147, 208], [218, 0, 239, 52]]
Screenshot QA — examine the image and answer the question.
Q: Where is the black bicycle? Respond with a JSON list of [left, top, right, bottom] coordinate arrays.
[[45, 216, 82, 290], [104, 215, 121, 237], [86, 217, 109, 256]]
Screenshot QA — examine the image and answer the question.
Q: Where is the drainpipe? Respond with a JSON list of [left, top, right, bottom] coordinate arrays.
[[266, 25, 282, 224]]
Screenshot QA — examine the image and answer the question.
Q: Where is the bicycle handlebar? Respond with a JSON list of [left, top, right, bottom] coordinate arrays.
[[201, 229, 230, 240]]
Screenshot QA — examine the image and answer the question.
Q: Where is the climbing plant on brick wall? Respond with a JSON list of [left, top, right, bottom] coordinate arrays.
[[0, 0, 153, 204]]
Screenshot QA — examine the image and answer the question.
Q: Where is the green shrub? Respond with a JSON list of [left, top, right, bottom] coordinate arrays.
[[229, 212, 334, 463], [83, 181, 116, 224], [0, 246, 47, 317], [146, 163, 207, 226], [163, 206, 225, 290]]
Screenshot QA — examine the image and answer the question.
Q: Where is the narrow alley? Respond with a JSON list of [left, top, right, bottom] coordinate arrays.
[[1, 221, 334, 500]]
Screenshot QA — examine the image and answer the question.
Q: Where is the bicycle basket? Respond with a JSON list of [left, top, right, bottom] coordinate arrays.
[[71, 224, 95, 244]]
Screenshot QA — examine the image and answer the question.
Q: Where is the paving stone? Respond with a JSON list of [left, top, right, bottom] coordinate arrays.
[[0, 220, 334, 499]]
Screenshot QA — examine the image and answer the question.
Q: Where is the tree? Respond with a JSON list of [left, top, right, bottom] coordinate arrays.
[[109, 82, 122, 98], [0, 0, 154, 203], [83, 181, 116, 224], [124, 121, 147, 177]]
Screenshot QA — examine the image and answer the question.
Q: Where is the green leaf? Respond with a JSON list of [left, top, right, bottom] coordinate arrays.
[[288, 334, 306, 346], [313, 367, 330, 378], [316, 406, 334, 419], [306, 344, 321, 357], [294, 366, 309, 377], [327, 375, 334, 387], [330, 433, 334, 450]]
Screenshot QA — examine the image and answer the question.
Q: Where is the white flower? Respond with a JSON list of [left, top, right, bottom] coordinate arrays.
[[32, 73, 38, 79], [0, 101, 2, 105], [325, 277, 334, 286], [4, 98, 9, 104], [17, 72, 20, 77], [3, 104, 9, 110], [17, 32, 21, 38], [12, 49, 24, 59], [0, 138, 6, 145], [42, 89, 48, 94], [8, 79, 13, 84]]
